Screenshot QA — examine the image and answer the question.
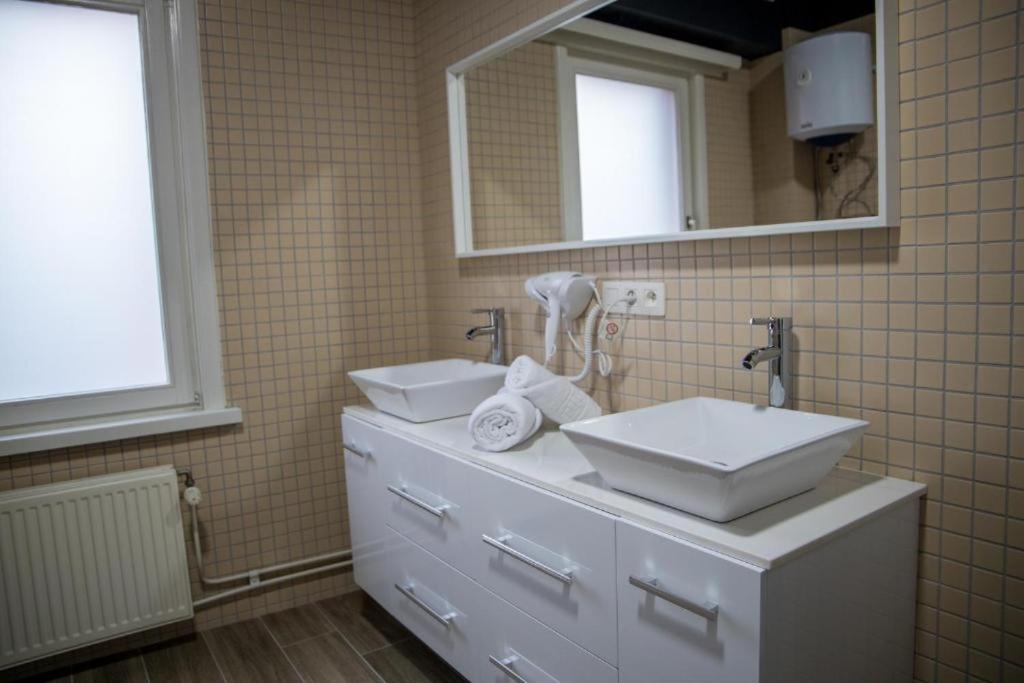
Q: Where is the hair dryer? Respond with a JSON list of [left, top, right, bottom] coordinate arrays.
[[525, 272, 595, 363]]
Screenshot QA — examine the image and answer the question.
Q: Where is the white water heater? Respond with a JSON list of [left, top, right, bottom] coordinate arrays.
[[784, 31, 874, 146]]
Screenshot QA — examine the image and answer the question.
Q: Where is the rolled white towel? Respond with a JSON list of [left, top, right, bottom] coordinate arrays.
[[505, 355, 601, 425], [469, 390, 543, 452]]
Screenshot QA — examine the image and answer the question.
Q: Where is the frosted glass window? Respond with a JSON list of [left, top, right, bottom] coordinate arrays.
[[0, 0, 169, 403], [575, 74, 682, 241]]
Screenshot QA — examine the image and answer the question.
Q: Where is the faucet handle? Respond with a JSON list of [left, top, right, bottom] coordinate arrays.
[[472, 307, 504, 320], [749, 316, 786, 326]]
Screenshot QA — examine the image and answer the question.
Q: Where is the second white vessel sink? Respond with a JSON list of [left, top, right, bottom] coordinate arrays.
[[349, 358, 506, 422], [560, 397, 868, 521]]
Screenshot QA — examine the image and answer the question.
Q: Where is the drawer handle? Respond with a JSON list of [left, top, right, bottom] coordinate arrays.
[[488, 655, 529, 683], [343, 442, 372, 458], [395, 582, 456, 628], [482, 534, 574, 584], [387, 484, 450, 518], [629, 575, 719, 622]]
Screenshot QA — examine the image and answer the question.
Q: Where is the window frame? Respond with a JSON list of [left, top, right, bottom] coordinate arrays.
[[0, 0, 240, 456], [555, 48, 709, 242]]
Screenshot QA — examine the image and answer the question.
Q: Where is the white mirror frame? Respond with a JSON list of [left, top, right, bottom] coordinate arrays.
[[447, 0, 898, 258]]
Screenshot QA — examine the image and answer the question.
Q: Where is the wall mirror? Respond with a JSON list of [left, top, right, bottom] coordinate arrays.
[[447, 0, 897, 257]]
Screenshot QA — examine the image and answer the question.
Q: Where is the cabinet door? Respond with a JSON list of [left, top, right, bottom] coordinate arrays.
[[341, 415, 393, 605], [465, 463, 618, 665], [616, 520, 764, 683]]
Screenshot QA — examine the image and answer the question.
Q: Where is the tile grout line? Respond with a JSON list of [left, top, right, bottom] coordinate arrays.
[[311, 599, 388, 683], [255, 616, 309, 683], [359, 636, 415, 658], [198, 631, 231, 683], [138, 648, 152, 683]]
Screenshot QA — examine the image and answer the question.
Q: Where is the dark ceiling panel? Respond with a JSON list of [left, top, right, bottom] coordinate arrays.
[[588, 0, 875, 59]]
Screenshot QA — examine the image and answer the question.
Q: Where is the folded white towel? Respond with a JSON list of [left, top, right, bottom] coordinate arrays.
[[505, 355, 602, 425], [469, 390, 543, 452]]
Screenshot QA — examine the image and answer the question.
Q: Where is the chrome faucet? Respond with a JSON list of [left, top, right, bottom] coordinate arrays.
[[742, 317, 789, 408], [466, 308, 505, 365]]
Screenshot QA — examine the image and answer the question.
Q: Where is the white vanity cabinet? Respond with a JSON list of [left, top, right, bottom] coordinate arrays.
[[341, 409, 923, 682]]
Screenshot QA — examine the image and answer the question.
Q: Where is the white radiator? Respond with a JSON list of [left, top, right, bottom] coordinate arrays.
[[0, 465, 193, 669]]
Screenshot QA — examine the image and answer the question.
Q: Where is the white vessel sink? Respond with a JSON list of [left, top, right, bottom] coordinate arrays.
[[349, 359, 506, 422], [560, 397, 868, 521]]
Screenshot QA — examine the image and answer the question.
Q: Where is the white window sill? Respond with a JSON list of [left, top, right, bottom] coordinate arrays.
[[0, 407, 243, 457]]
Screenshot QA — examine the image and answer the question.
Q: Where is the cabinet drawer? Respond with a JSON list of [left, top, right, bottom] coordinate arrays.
[[383, 527, 484, 680], [478, 587, 617, 683], [464, 463, 618, 665], [616, 520, 764, 683], [381, 438, 474, 576]]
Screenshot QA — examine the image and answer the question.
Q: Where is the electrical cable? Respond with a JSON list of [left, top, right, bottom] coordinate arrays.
[[836, 154, 875, 218], [566, 283, 636, 384]]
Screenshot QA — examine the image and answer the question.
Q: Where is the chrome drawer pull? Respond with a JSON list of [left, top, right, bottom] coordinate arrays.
[[629, 575, 719, 621], [395, 582, 455, 628], [387, 484, 449, 518], [482, 534, 574, 584], [343, 443, 371, 458], [488, 655, 529, 683]]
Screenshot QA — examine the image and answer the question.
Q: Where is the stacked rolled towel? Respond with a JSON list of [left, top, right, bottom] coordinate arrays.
[[505, 355, 602, 425], [469, 355, 602, 452], [469, 390, 543, 452]]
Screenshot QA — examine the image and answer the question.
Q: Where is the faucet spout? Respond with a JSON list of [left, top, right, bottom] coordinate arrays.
[[741, 346, 781, 370], [466, 308, 505, 365], [741, 316, 789, 408], [465, 325, 494, 341]]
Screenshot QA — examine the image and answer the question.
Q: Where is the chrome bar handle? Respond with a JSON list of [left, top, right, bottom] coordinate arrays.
[[482, 534, 574, 584], [387, 484, 449, 518], [749, 316, 787, 335], [629, 575, 719, 621], [471, 307, 503, 325], [343, 443, 371, 459], [395, 583, 455, 628], [488, 655, 529, 683]]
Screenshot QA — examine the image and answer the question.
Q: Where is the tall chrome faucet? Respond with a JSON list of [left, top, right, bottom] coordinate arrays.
[[466, 308, 505, 365], [741, 317, 789, 408]]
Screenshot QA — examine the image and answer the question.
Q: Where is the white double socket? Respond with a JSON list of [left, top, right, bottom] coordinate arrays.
[[601, 281, 665, 316]]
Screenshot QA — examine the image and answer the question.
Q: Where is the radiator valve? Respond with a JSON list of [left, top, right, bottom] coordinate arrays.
[[183, 486, 202, 507]]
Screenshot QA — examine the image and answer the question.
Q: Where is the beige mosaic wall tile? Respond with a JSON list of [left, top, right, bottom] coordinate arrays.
[[467, 41, 564, 249], [416, 0, 1024, 679], [0, 0, 426, 631], [705, 70, 757, 228]]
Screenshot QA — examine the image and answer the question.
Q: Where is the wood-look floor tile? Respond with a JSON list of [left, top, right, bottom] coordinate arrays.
[[261, 603, 332, 646], [72, 652, 148, 683], [319, 591, 410, 655], [203, 619, 301, 683], [363, 639, 465, 683], [283, 632, 379, 683], [142, 634, 224, 683]]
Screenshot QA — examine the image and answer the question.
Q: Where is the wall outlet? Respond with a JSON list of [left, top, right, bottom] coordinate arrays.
[[602, 281, 665, 316]]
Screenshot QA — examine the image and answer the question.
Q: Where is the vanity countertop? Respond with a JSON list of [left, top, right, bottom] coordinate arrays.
[[344, 405, 926, 570]]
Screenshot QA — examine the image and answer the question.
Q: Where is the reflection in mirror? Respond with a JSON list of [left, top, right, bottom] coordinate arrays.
[[461, 0, 880, 252]]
